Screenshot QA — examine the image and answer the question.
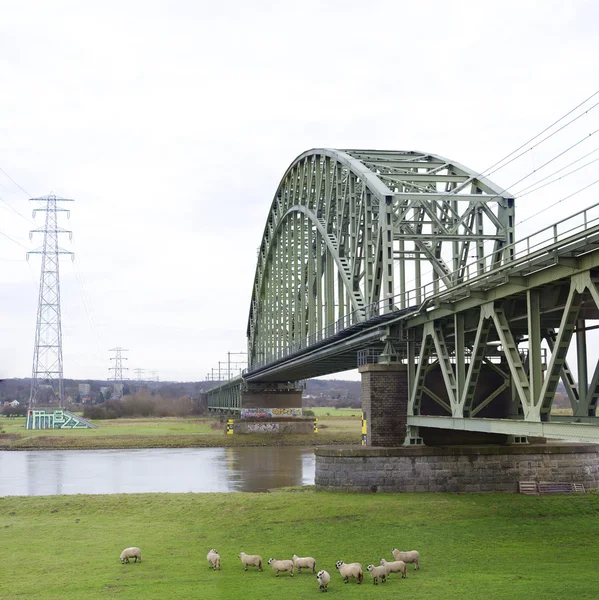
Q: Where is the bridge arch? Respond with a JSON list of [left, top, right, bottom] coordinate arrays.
[[247, 149, 513, 369]]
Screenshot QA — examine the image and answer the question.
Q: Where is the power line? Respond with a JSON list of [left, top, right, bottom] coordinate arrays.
[[512, 145, 599, 196], [482, 89, 599, 178], [0, 193, 36, 225], [0, 166, 31, 197], [503, 126, 599, 197], [0, 229, 29, 250], [514, 154, 599, 199], [487, 98, 599, 178], [517, 177, 599, 226]]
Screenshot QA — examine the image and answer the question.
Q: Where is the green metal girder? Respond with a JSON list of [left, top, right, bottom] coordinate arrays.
[[247, 149, 513, 368]]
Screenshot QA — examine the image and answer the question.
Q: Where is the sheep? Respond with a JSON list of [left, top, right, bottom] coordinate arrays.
[[316, 569, 330, 592], [292, 554, 316, 574], [120, 547, 142, 564], [207, 549, 220, 570], [267, 558, 294, 577], [380, 558, 407, 578], [238, 552, 263, 571], [392, 549, 420, 570], [366, 564, 387, 585], [335, 560, 363, 584]]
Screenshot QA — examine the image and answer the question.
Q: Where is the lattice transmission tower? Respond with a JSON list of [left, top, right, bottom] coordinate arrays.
[[109, 347, 129, 398], [27, 194, 74, 408]]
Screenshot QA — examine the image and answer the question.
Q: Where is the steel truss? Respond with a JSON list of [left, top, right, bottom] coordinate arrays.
[[247, 149, 513, 368], [406, 262, 599, 428]]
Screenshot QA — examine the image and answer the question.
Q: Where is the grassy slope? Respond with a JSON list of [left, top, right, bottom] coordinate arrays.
[[0, 416, 360, 449], [1, 491, 598, 600]]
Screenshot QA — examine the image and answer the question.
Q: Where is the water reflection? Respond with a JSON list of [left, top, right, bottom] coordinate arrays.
[[0, 447, 315, 496]]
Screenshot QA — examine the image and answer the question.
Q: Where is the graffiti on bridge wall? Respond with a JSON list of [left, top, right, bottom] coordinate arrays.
[[246, 422, 280, 433], [241, 408, 303, 419]]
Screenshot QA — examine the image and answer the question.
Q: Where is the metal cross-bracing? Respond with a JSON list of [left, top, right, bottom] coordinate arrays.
[[207, 147, 599, 444], [27, 194, 74, 408], [247, 149, 514, 370]]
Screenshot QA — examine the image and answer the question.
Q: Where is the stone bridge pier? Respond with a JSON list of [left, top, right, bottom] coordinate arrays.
[[314, 357, 599, 493]]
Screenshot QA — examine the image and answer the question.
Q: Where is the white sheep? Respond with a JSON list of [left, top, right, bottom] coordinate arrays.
[[335, 560, 363, 584], [366, 564, 388, 585], [292, 554, 316, 574], [316, 569, 330, 592], [267, 558, 294, 577], [392, 549, 420, 570], [238, 552, 263, 571], [120, 547, 142, 564], [380, 558, 407, 578], [207, 549, 220, 570]]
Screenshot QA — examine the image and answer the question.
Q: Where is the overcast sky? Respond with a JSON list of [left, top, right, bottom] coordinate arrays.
[[0, 0, 598, 383]]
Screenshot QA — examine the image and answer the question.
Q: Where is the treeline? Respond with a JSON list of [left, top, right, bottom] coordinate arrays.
[[303, 397, 361, 409], [83, 391, 205, 420]]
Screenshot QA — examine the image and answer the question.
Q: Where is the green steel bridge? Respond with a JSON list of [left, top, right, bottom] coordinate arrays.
[[207, 149, 599, 445]]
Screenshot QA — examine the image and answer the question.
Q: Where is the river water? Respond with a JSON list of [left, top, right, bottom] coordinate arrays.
[[0, 446, 315, 496]]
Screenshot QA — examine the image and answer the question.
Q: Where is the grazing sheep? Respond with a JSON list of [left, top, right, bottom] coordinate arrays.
[[120, 547, 142, 564], [238, 552, 263, 571], [292, 554, 316, 574], [392, 549, 420, 570], [335, 560, 363, 584], [380, 558, 407, 578], [316, 569, 330, 592], [207, 549, 221, 570], [366, 564, 388, 585], [267, 558, 294, 577]]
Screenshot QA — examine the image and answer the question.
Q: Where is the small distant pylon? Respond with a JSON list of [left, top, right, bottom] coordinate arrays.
[[27, 194, 75, 408], [109, 347, 129, 398]]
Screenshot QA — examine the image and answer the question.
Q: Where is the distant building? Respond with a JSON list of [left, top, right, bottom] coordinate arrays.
[[78, 383, 91, 395], [9, 400, 19, 407]]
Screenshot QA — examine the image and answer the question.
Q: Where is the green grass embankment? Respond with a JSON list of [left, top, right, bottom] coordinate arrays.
[[0, 416, 360, 449], [1, 491, 598, 599]]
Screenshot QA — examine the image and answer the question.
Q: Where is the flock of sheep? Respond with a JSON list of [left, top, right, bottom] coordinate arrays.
[[234, 548, 419, 590], [120, 545, 420, 591]]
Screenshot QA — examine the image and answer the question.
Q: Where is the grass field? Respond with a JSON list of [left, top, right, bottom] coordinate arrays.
[[0, 416, 360, 449], [310, 407, 361, 417], [1, 490, 598, 599]]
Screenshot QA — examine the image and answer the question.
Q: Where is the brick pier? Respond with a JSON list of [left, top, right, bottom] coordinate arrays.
[[359, 363, 408, 447]]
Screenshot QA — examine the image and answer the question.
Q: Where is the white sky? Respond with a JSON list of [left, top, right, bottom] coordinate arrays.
[[0, 0, 598, 382]]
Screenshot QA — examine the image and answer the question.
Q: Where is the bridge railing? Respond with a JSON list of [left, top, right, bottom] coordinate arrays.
[[248, 201, 599, 371]]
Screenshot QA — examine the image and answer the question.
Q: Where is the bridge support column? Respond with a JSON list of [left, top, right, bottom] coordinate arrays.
[[359, 363, 408, 447]]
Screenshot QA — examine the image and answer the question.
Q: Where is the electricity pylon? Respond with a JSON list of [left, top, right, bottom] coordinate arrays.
[[109, 347, 129, 398], [27, 194, 74, 408]]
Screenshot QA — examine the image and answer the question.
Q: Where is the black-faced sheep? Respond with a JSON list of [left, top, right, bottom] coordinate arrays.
[[335, 560, 363, 584], [316, 569, 330, 592], [366, 564, 387, 584], [120, 547, 141, 564], [267, 558, 294, 576]]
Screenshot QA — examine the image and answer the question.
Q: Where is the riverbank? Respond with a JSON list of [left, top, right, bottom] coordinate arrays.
[[1, 491, 598, 599], [0, 416, 360, 450]]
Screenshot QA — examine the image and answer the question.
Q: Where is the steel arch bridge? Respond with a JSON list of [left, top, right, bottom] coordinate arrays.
[[208, 148, 599, 444], [247, 149, 514, 368]]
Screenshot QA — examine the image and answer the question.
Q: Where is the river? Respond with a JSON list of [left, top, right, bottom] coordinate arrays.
[[0, 446, 315, 496]]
